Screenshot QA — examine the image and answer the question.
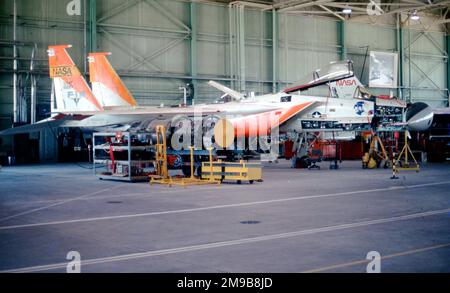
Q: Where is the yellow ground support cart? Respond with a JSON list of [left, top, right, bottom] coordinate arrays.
[[201, 160, 263, 184], [391, 131, 420, 179], [149, 126, 220, 187]]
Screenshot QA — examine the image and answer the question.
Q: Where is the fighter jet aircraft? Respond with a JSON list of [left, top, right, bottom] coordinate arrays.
[[0, 44, 434, 166]]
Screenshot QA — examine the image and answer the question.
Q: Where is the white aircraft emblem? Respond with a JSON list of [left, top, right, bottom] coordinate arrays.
[[312, 111, 322, 119]]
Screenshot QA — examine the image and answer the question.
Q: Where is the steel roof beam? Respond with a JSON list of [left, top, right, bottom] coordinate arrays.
[[318, 4, 345, 20], [279, 0, 333, 13]]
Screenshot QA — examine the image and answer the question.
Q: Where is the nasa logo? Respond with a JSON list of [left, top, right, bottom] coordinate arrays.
[[53, 66, 72, 76], [50, 65, 80, 78], [336, 79, 357, 86], [312, 111, 321, 119], [354, 101, 365, 115]]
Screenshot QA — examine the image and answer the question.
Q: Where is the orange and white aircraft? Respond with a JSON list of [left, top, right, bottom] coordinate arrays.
[[88, 52, 137, 108], [49, 45, 103, 112], [1, 44, 433, 155]]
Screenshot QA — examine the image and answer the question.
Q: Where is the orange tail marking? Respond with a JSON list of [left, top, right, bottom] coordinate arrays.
[[231, 102, 314, 137], [48, 45, 103, 111], [88, 52, 137, 107]]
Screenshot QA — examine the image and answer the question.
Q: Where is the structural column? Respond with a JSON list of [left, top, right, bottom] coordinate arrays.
[[272, 9, 278, 93], [89, 0, 97, 52], [397, 14, 404, 100], [238, 4, 245, 92], [30, 44, 37, 124], [446, 27, 450, 106], [13, 0, 18, 123], [228, 5, 234, 90], [189, 1, 197, 104], [338, 20, 346, 61]]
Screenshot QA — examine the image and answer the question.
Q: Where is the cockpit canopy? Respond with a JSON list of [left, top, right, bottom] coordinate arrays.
[[216, 94, 236, 103], [283, 60, 354, 94]]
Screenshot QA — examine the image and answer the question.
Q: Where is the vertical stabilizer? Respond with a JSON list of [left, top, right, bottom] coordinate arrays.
[[88, 52, 137, 107], [48, 45, 103, 112]]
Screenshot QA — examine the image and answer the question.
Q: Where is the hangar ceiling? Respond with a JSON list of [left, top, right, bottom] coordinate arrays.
[[204, 0, 450, 22]]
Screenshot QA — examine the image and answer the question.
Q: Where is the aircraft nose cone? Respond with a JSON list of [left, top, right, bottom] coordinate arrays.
[[406, 102, 434, 131]]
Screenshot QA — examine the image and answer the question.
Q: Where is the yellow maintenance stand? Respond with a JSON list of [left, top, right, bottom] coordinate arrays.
[[149, 124, 262, 186], [391, 130, 420, 179], [152, 125, 169, 179], [149, 126, 220, 187], [362, 134, 389, 169]]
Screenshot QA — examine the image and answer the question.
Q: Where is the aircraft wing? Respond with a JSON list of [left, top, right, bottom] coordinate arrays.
[[0, 114, 141, 135], [0, 103, 286, 135], [50, 105, 220, 116], [0, 116, 71, 136], [44, 101, 284, 118]]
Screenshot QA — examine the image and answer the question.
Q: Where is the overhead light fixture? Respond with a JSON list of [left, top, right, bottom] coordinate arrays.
[[410, 9, 420, 21], [342, 7, 352, 14]]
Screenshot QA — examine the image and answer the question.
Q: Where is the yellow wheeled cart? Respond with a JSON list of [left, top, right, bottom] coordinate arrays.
[[201, 160, 263, 184]]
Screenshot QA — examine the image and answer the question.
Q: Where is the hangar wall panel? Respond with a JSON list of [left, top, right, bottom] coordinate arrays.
[[402, 30, 447, 108], [0, 0, 448, 135]]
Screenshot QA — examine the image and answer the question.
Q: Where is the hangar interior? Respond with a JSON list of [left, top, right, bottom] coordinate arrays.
[[1, 0, 450, 274], [0, 0, 449, 163]]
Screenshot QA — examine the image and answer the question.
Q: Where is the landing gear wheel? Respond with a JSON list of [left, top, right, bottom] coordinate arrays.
[[300, 157, 311, 168]]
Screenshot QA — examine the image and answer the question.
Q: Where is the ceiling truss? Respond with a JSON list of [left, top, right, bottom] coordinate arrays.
[[201, 0, 450, 30]]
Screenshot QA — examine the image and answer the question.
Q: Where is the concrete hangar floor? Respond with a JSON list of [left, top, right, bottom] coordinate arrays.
[[0, 160, 449, 273]]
